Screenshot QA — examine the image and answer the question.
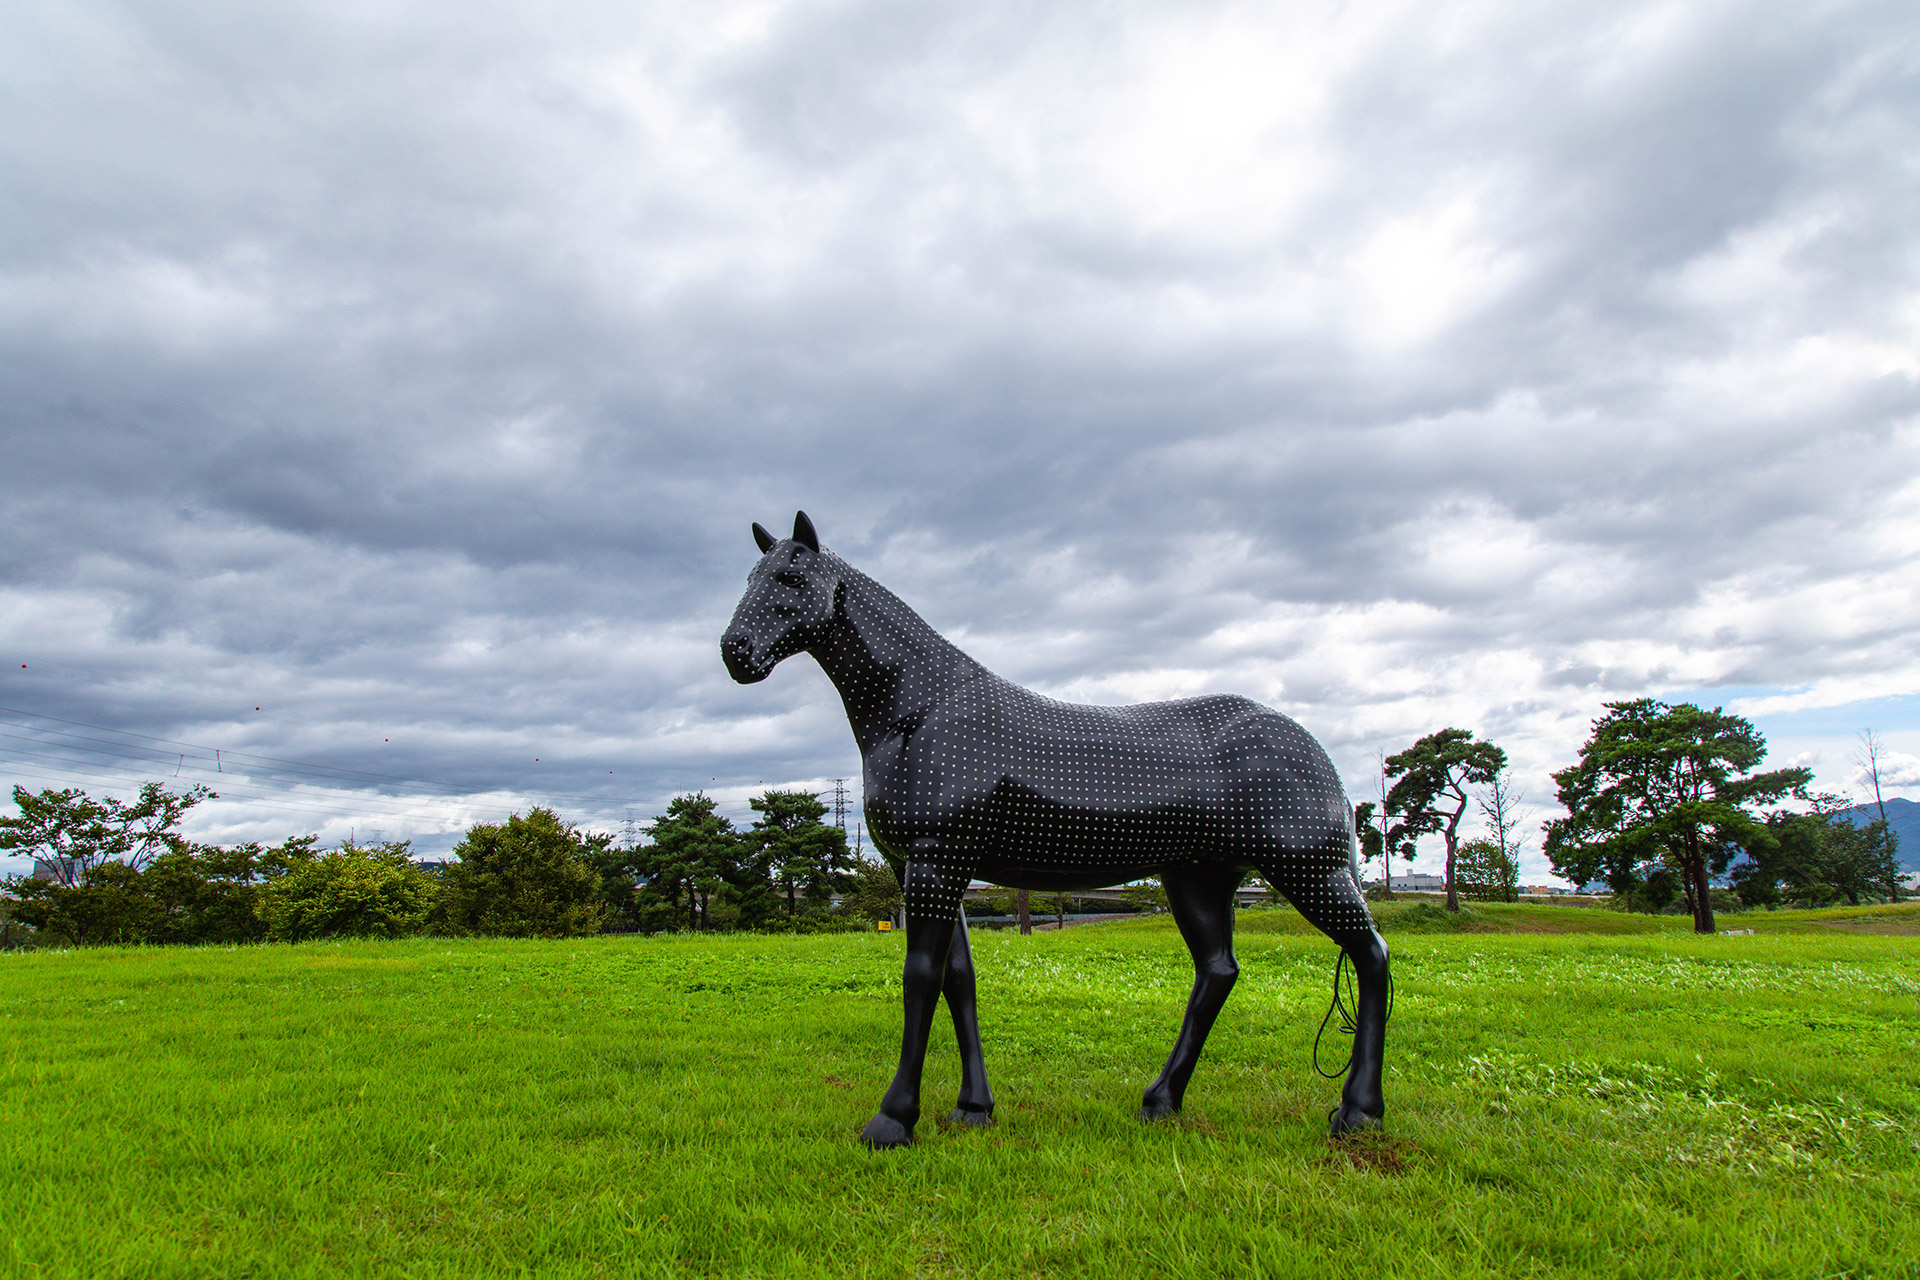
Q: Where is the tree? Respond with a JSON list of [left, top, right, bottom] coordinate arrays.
[[1354, 800, 1384, 884], [1354, 799, 1416, 897], [1473, 767, 1530, 902], [1386, 729, 1507, 912], [2, 782, 224, 945], [1454, 836, 1520, 902], [1, 782, 215, 885], [438, 809, 608, 938], [1355, 751, 1413, 896], [584, 836, 645, 932], [636, 794, 744, 931], [6, 860, 159, 945], [1046, 889, 1072, 929], [138, 836, 318, 944], [257, 840, 437, 941], [1854, 729, 1903, 900], [749, 790, 855, 918], [1543, 699, 1809, 934], [839, 855, 903, 925], [1735, 794, 1900, 907], [6, 826, 319, 947]]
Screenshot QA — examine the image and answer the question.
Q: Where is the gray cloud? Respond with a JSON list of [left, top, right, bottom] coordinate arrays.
[[4, 0, 1917, 877]]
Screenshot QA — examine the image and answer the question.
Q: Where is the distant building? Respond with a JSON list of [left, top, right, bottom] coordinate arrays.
[[29, 857, 77, 884]]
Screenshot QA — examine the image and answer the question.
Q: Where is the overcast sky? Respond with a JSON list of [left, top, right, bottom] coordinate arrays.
[[4, 0, 1917, 883]]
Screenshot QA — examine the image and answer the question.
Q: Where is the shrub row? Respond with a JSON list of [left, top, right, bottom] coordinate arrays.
[[2, 787, 905, 948]]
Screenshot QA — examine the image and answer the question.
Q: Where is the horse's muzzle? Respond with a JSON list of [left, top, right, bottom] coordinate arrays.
[[721, 632, 769, 683]]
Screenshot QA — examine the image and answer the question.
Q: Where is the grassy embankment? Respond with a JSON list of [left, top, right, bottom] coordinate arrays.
[[5, 902, 1918, 1278]]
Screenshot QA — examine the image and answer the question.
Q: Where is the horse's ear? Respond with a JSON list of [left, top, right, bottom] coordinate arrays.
[[752, 522, 776, 553], [792, 511, 820, 553]]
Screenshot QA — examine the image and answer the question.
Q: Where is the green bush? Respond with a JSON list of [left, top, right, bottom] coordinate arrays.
[[7, 861, 159, 945], [8, 836, 321, 947], [258, 841, 436, 942], [1372, 900, 1483, 932], [1456, 836, 1521, 902], [837, 856, 903, 926], [141, 839, 320, 944], [437, 809, 606, 938]]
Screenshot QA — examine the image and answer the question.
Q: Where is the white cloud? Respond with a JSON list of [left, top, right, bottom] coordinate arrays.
[[1864, 751, 1920, 789]]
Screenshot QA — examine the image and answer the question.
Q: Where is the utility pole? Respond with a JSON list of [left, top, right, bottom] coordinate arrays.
[[831, 778, 848, 830]]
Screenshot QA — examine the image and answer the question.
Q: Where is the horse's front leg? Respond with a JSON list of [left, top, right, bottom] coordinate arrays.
[[861, 851, 969, 1149], [943, 909, 995, 1126]]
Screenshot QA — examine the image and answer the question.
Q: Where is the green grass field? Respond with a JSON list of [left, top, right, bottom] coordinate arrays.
[[6, 903, 1918, 1279]]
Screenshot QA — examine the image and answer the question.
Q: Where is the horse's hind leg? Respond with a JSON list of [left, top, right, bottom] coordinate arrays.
[[942, 910, 995, 1127], [1140, 862, 1244, 1121], [1261, 858, 1389, 1135]]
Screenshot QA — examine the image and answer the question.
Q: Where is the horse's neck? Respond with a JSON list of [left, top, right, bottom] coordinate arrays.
[[812, 564, 976, 752]]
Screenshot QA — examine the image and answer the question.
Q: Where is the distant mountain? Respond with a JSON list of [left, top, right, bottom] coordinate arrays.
[[1837, 797, 1920, 873]]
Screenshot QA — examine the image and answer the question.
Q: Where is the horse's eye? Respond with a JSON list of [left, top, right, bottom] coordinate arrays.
[[775, 571, 806, 589]]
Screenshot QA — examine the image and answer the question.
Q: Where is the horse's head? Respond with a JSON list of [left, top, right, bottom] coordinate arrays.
[[721, 510, 843, 684]]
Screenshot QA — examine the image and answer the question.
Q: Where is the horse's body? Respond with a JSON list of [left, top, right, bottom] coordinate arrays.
[[723, 513, 1389, 1147]]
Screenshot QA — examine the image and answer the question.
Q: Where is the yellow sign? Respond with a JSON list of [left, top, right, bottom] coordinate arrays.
[[877, 920, 891, 931]]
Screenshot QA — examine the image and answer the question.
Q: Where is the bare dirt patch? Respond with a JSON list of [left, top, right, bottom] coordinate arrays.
[[1321, 1132, 1417, 1176]]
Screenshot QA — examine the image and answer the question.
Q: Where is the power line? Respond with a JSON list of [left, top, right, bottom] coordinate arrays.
[[0, 645, 293, 722]]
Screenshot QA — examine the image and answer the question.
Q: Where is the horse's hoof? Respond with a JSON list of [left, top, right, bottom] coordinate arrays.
[[1138, 1096, 1179, 1122], [861, 1114, 915, 1149], [946, 1106, 995, 1129], [1328, 1104, 1383, 1138]]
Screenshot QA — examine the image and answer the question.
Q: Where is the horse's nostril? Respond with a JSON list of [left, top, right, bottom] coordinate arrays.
[[722, 634, 752, 662]]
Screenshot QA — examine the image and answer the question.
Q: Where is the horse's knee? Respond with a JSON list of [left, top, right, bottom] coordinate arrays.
[[902, 952, 944, 989], [1201, 956, 1239, 986], [1347, 933, 1388, 979]]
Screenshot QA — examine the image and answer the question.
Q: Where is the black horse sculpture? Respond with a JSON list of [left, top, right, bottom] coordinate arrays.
[[722, 512, 1390, 1148]]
